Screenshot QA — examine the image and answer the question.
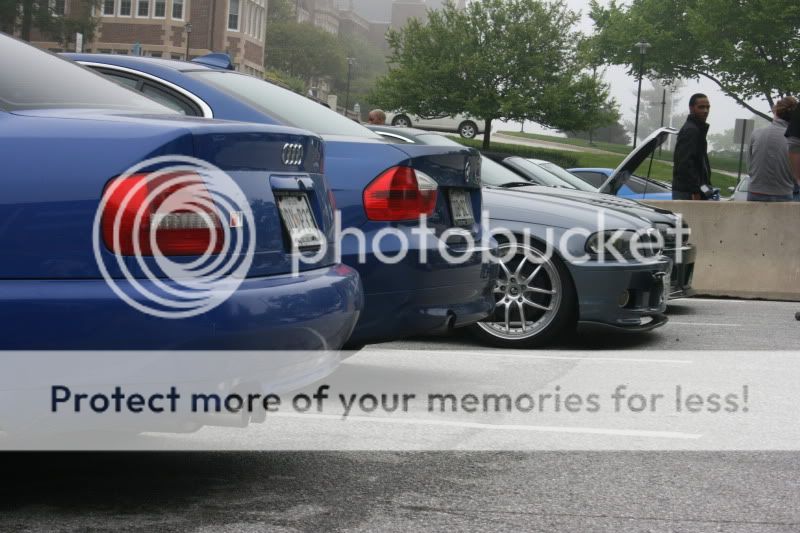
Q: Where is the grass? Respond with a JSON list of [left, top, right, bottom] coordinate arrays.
[[499, 130, 744, 175], [453, 134, 736, 191]]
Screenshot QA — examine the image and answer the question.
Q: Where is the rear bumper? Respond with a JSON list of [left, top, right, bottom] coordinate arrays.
[[0, 265, 363, 350], [569, 257, 672, 330], [347, 277, 496, 346], [342, 233, 498, 345]]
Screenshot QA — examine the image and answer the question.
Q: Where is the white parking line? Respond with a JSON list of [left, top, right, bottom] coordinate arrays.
[[270, 412, 702, 440]]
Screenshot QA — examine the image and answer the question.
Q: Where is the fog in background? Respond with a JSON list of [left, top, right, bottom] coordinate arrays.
[[351, 0, 769, 139]]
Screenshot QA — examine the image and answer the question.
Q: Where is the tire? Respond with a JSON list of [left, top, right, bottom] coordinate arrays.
[[392, 115, 412, 127], [458, 120, 478, 139], [468, 242, 577, 348]]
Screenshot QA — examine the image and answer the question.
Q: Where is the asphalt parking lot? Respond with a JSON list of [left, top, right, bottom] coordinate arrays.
[[3, 298, 800, 532]]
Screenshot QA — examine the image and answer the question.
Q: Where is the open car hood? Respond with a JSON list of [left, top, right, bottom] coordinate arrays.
[[599, 127, 677, 195]]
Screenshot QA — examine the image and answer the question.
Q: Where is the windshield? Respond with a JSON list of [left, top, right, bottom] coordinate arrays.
[[480, 156, 531, 187], [536, 161, 599, 192], [187, 71, 381, 138], [0, 34, 174, 113], [504, 157, 577, 189]]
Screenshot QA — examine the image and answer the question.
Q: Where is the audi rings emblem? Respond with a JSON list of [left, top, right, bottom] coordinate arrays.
[[281, 143, 304, 166]]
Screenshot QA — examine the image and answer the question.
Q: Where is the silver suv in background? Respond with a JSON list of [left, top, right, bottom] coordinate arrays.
[[385, 111, 485, 139]]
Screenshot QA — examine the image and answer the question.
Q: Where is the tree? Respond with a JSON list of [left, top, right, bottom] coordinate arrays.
[[567, 121, 631, 145], [1, 0, 100, 45], [264, 22, 346, 86], [587, 0, 800, 121], [267, 0, 294, 23], [622, 78, 686, 145], [371, 0, 612, 149]]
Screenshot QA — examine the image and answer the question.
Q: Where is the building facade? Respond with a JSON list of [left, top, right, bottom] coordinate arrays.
[[28, 0, 266, 76]]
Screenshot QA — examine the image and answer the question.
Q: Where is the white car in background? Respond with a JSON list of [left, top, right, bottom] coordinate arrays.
[[385, 111, 485, 139], [727, 175, 749, 201]]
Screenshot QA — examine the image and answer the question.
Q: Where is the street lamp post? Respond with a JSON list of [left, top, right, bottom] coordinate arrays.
[[184, 22, 193, 61], [632, 41, 651, 149], [344, 57, 356, 118]]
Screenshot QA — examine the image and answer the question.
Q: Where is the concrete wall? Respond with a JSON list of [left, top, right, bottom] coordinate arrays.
[[648, 201, 800, 301]]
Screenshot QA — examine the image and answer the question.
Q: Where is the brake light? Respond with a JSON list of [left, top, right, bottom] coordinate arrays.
[[363, 166, 438, 221], [101, 173, 223, 256]]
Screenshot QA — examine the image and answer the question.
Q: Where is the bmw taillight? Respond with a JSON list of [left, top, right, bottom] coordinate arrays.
[[101, 173, 223, 256], [363, 166, 438, 221]]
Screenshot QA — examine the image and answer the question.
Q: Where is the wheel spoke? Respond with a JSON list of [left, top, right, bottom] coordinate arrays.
[[498, 260, 512, 278], [504, 301, 511, 332], [514, 254, 528, 276], [523, 297, 551, 312], [525, 286, 556, 295], [516, 300, 527, 332], [523, 264, 543, 285]]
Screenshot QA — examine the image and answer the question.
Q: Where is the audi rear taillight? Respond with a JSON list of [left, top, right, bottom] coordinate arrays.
[[101, 173, 223, 256], [363, 166, 438, 221]]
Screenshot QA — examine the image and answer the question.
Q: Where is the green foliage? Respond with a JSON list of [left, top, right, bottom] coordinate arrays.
[[1, 0, 100, 43], [566, 121, 631, 145], [371, 0, 617, 148], [264, 21, 347, 84], [453, 137, 579, 168], [267, 0, 294, 23], [588, 0, 800, 120], [263, 68, 306, 95]]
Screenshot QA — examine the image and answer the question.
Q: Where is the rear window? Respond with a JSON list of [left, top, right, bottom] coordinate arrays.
[[187, 71, 382, 138], [0, 34, 174, 113]]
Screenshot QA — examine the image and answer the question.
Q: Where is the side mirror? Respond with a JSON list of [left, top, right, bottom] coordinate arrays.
[[728, 187, 735, 192]]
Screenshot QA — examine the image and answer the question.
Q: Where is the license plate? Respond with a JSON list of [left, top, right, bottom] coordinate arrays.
[[449, 189, 474, 226], [276, 194, 322, 249]]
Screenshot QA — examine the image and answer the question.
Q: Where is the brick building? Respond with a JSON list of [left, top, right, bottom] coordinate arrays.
[[29, 0, 267, 76]]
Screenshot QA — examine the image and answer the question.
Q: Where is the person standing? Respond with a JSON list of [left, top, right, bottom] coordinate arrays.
[[747, 97, 798, 202], [672, 94, 712, 200], [368, 109, 386, 125], [786, 99, 800, 200]]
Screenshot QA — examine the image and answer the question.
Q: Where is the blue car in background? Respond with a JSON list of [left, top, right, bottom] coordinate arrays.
[[1, 33, 363, 353], [567, 167, 673, 201], [68, 52, 496, 347]]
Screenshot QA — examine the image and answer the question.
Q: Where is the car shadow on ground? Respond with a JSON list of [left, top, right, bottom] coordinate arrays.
[[389, 323, 665, 351]]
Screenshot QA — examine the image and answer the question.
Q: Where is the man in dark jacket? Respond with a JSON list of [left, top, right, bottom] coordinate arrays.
[[672, 93, 712, 200], [786, 100, 800, 200]]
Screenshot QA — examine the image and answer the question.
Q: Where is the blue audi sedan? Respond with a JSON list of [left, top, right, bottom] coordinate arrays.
[[69, 53, 497, 347], [1, 34, 363, 352]]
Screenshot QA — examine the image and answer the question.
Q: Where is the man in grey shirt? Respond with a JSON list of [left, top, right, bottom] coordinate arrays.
[[748, 96, 798, 202]]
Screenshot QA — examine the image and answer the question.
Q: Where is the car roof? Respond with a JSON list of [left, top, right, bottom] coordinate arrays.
[[65, 53, 213, 73]]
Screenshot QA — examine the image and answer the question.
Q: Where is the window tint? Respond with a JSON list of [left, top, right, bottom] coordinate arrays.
[[104, 72, 140, 90], [0, 34, 175, 113], [572, 171, 607, 188], [187, 71, 381, 138], [141, 83, 198, 115], [626, 176, 670, 194]]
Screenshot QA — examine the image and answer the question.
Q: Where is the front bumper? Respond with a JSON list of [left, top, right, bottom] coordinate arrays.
[[568, 256, 672, 330], [665, 243, 696, 299]]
